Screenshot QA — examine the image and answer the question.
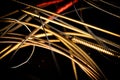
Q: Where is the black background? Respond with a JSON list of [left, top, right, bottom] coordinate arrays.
[[0, 0, 120, 80]]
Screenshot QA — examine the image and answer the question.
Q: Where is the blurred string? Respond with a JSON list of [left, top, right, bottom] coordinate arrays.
[[35, 10, 62, 78]]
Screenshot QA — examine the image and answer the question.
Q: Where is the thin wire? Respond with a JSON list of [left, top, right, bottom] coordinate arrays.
[[1, 18, 35, 68], [11, 45, 35, 68], [6, 18, 31, 61], [99, 0, 120, 9], [83, 0, 120, 19], [0, 14, 27, 36]]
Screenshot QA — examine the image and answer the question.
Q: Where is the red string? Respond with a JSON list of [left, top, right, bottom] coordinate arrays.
[[36, 0, 63, 7]]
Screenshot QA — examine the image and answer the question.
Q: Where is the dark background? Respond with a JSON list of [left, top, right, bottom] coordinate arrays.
[[0, 0, 120, 80]]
